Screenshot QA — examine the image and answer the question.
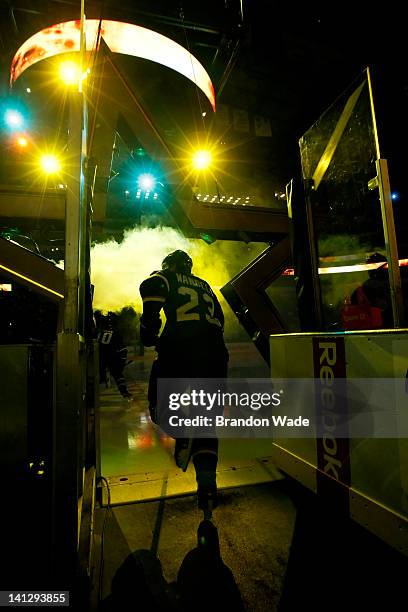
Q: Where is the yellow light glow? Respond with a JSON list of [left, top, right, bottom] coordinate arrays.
[[40, 154, 61, 174], [192, 150, 212, 171], [59, 60, 80, 85]]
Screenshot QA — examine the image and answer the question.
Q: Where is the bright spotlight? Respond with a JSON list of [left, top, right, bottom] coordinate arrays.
[[16, 136, 28, 148], [192, 149, 212, 171], [59, 60, 80, 85], [4, 109, 24, 130], [137, 173, 156, 191], [40, 154, 61, 174]]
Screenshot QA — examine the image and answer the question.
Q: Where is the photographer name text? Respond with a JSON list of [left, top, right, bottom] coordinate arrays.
[[168, 415, 310, 428]]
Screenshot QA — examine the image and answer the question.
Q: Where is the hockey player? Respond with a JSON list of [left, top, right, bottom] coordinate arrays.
[[95, 311, 133, 400], [139, 250, 229, 514]]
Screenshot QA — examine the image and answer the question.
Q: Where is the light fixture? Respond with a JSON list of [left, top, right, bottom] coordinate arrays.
[[16, 135, 28, 148], [59, 60, 81, 86], [40, 154, 61, 174], [192, 150, 212, 171], [137, 173, 156, 191], [4, 109, 25, 130]]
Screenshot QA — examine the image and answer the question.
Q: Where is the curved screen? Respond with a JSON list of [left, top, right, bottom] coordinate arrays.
[[10, 19, 215, 111]]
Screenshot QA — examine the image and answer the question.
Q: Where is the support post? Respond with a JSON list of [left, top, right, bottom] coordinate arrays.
[[52, 88, 87, 587]]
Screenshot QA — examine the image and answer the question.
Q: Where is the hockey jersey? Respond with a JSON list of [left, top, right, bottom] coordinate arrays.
[[139, 268, 225, 349]]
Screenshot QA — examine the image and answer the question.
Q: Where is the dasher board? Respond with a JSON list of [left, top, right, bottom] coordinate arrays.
[[269, 330, 408, 555]]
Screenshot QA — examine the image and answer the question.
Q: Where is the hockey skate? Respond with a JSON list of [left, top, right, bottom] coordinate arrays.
[[197, 483, 218, 520]]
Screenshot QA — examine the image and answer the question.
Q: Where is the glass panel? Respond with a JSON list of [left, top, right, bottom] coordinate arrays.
[[299, 74, 391, 330], [297, 75, 407, 523], [264, 267, 300, 332]]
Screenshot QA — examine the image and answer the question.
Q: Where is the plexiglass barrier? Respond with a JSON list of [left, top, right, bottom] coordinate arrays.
[[299, 73, 392, 330]]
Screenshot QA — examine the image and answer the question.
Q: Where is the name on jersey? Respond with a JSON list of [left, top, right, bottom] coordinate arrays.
[[176, 273, 208, 291]]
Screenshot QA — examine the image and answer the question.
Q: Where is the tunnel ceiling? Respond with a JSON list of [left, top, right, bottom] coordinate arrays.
[[0, 0, 407, 248], [0, 2, 406, 177]]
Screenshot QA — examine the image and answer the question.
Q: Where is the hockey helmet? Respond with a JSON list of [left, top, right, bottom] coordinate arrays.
[[162, 250, 192, 273]]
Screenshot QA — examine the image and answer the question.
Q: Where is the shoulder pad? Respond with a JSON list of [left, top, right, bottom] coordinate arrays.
[[140, 271, 170, 299]]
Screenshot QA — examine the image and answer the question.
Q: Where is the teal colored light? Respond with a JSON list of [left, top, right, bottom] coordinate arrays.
[[137, 173, 156, 191], [4, 108, 25, 130]]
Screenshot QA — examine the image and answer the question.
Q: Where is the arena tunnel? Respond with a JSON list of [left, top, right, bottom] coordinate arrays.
[[0, 2, 407, 609]]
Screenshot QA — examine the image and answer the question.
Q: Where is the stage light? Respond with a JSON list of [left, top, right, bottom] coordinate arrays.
[[137, 173, 156, 191], [16, 136, 28, 148], [391, 192, 399, 201], [4, 109, 24, 130], [40, 154, 61, 174], [192, 149, 212, 171], [59, 60, 80, 85]]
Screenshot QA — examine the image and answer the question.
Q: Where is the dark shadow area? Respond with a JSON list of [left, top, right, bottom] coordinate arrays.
[[99, 549, 172, 611], [177, 520, 245, 612], [100, 520, 245, 611], [278, 480, 408, 611]]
